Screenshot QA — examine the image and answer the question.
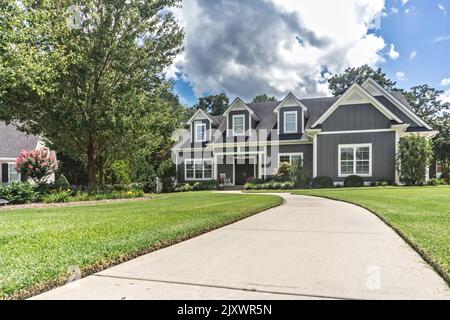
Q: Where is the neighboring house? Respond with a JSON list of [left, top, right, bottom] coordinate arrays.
[[172, 79, 437, 186], [0, 122, 43, 184]]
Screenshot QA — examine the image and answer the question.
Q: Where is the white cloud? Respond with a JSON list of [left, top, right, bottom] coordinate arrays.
[[169, 0, 387, 100], [401, 0, 409, 5], [438, 3, 445, 11], [433, 35, 450, 43], [391, 7, 399, 14], [396, 72, 407, 81], [441, 77, 450, 86], [409, 51, 417, 59], [388, 44, 400, 60]]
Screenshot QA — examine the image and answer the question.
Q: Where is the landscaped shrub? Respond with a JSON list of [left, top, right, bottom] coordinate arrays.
[[243, 180, 294, 190], [275, 162, 291, 182], [70, 189, 144, 201], [343, 175, 364, 187], [290, 159, 310, 188], [42, 191, 70, 203], [175, 180, 219, 192], [105, 160, 131, 187], [15, 148, 58, 183], [427, 178, 447, 186], [247, 177, 264, 184], [157, 159, 176, 193], [55, 174, 71, 191], [311, 176, 333, 189], [397, 134, 433, 185], [0, 182, 38, 204]]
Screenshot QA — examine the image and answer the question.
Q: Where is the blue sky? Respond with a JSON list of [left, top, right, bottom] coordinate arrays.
[[170, 0, 450, 106]]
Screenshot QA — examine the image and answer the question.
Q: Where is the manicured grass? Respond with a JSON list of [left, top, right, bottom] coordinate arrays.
[[292, 186, 450, 282], [0, 192, 282, 299]]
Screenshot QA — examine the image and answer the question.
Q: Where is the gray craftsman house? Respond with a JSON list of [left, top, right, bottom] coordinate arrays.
[[172, 78, 437, 186], [0, 122, 43, 184]]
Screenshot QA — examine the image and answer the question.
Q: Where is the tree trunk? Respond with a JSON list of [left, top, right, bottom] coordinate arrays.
[[87, 134, 97, 192], [98, 157, 104, 189]]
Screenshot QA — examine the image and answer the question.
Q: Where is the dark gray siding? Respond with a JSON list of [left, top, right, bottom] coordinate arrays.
[[228, 110, 249, 134], [278, 107, 303, 139], [317, 132, 395, 182], [191, 119, 210, 143], [279, 144, 313, 177], [375, 95, 421, 127], [321, 104, 391, 131], [176, 150, 213, 183]]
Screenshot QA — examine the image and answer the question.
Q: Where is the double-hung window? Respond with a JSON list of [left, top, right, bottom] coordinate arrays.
[[279, 153, 303, 165], [284, 111, 298, 133], [195, 123, 206, 142], [185, 159, 213, 180], [8, 164, 20, 183], [338, 144, 372, 177], [232, 115, 245, 136]]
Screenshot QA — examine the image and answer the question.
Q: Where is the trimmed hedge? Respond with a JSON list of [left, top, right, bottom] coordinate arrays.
[[244, 181, 295, 190], [311, 176, 333, 189], [175, 180, 220, 192], [343, 175, 364, 187]]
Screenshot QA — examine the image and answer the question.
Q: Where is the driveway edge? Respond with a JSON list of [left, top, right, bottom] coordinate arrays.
[[293, 193, 450, 286], [10, 194, 284, 300]]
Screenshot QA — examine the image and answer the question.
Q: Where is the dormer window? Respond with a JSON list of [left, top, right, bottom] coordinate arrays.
[[284, 111, 298, 133], [195, 123, 206, 142], [232, 114, 245, 136]]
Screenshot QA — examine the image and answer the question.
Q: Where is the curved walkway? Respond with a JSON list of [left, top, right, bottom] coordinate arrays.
[[33, 192, 450, 300]]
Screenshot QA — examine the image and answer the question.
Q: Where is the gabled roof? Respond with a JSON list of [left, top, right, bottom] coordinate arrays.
[[362, 78, 432, 130], [186, 108, 216, 125], [273, 93, 308, 113], [0, 122, 40, 159], [223, 97, 260, 121], [311, 83, 403, 128]]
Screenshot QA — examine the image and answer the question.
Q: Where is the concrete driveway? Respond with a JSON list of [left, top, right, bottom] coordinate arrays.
[[32, 193, 450, 300]]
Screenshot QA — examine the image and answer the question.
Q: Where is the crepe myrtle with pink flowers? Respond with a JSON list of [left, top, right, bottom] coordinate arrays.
[[16, 148, 58, 183]]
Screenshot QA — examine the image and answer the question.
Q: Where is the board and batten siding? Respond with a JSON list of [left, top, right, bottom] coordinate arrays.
[[317, 131, 396, 182], [278, 106, 303, 140], [321, 104, 391, 132]]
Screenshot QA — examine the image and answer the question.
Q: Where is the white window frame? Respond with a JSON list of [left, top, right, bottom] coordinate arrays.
[[284, 111, 298, 134], [338, 143, 372, 177], [232, 114, 245, 136], [8, 163, 20, 183], [184, 159, 213, 181], [194, 123, 207, 143], [278, 153, 304, 166]]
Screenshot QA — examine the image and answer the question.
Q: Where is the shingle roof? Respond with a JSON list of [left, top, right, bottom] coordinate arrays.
[[0, 122, 39, 158]]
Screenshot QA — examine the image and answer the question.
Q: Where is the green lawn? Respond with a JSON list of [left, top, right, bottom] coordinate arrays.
[[292, 186, 450, 282], [0, 192, 282, 299]]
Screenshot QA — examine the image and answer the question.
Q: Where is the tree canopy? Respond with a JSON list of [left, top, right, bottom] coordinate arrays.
[[0, 0, 184, 189], [253, 94, 277, 103], [194, 93, 229, 116], [328, 65, 397, 96]]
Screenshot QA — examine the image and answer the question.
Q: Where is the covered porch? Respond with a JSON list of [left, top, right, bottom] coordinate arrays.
[[214, 151, 265, 186]]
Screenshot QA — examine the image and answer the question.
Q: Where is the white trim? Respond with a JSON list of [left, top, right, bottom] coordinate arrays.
[[184, 158, 214, 181], [194, 123, 207, 143], [395, 130, 400, 184], [338, 143, 372, 177], [313, 135, 317, 177], [362, 78, 432, 130], [232, 114, 246, 136], [283, 110, 298, 134], [318, 128, 399, 135], [234, 155, 257, 185], [0, 158, 16, 161], [273, 93, 308, 113], [278, 152, 303, 168], [186, 108, 214, 125], [312, 84, 403, 128], [223, 97, 260, 120], [172, 139, 313, 152]]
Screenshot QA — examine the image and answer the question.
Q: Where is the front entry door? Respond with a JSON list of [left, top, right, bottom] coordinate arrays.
[[235, 158, 255, 185]]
